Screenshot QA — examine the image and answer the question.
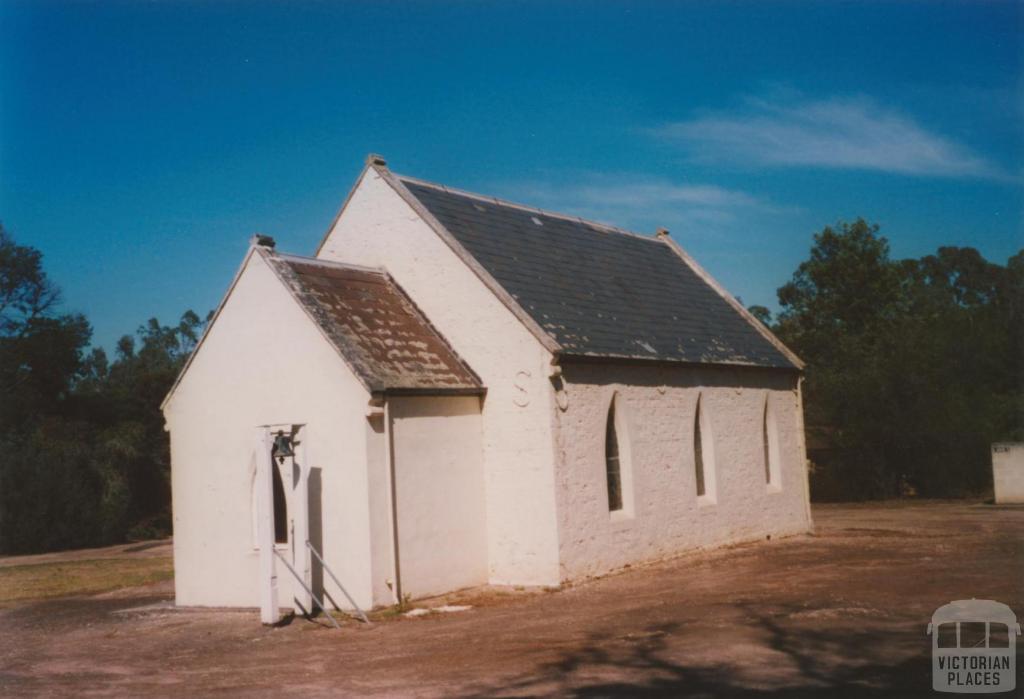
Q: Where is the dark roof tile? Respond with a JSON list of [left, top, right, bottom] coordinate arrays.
[[400, 177, 795, 369]]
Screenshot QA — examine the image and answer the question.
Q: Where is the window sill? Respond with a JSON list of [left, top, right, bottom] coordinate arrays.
[[697, 494, 717, 508], [766, 484, 783, 495], [609, 508, 634, 523]]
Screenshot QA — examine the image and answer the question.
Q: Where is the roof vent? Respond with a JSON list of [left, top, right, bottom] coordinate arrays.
[[366, 153, 387, 167], [656, 227, 670, 239], [250, 234, 276, 249]]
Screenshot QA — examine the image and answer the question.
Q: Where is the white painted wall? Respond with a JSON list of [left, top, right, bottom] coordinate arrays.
[[166, 171, 814, 609], [164, 251, 378, 610], [390, 396, 487, 598], [553, 363, 812, 581], [364, 412, 394, 607], [318, 170, 562, 586], [992, 443, 1024, 504]]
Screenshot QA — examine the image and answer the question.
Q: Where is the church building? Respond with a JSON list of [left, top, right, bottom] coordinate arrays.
[[162, 155, 812, 617]]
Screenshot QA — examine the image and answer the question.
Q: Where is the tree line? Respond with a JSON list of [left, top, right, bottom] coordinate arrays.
[[0, 225, 208, 554], [751, 219, 1023, 500], [0, 220, 1021, 553]]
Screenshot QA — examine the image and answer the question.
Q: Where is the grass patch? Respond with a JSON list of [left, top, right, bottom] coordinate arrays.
[[0, 556, 173, 607]]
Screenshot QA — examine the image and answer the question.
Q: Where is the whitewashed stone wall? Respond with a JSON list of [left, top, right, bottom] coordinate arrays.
[[553, 363, 812, 581], [992, 443, 1024, 504], [316, 166, 812, 589], [318, 170, 562, 586]]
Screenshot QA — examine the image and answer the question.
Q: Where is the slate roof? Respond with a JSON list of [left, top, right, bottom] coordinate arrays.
[[398, 176, 798, 370], [263, 250, 483, 394]]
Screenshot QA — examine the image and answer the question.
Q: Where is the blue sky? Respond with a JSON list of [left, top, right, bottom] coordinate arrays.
[[1, 1, 1021, 351]]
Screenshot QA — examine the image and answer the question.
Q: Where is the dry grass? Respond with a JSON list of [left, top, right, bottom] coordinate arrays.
[[1, 503, 1020, 697], [0, 556, 173, 607]]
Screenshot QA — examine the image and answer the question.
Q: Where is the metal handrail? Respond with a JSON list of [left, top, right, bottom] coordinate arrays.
[[307, 541, 371, 624], [273, 548, 342, 629]]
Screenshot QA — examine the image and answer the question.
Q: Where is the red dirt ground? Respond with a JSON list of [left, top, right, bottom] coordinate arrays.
[[1, 501, 1021, 697]]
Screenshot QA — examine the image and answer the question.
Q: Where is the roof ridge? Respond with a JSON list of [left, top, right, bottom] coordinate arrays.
[[272, 251, 385, 275], [395, 172, 664, 244]]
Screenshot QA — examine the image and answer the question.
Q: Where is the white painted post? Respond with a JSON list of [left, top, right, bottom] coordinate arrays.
[[256, 428, 280, 624], [795, 377, 814, 530], [292, 426, 313, 613]]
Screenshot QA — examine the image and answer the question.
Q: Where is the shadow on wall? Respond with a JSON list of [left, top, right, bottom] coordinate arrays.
[[462, 603, 940, 698], [560, 362, 799, 393], [308, 467, 324, 601]]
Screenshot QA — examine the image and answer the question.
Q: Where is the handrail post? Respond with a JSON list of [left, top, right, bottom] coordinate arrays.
[[273, 549, 342, 630], [307, 540, 371, 624]]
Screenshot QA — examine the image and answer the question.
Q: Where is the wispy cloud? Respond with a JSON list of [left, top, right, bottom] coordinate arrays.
[[499, 174, 789, 235], [653, 94, 1004, 179]]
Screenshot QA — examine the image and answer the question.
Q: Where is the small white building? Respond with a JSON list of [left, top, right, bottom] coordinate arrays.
[[992, 443, 1024, 504], [162, 155, 813, 616]]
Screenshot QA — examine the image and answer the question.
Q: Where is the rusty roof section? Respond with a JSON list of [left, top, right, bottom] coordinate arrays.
[[262, 250, 483, 394]]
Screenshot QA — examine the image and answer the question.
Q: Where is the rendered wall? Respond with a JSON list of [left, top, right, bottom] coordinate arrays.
[[390, 396, 487, 598], [164, 252, 378, 610], [554, 363, 812, 581], [365, 411, 393, 607], [992, 443, 1024, 504], [318, 170, 561, 586]]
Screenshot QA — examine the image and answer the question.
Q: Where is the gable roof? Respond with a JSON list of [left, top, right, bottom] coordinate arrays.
[[262, 250, 483, 394], [386, 172, 801, 370]]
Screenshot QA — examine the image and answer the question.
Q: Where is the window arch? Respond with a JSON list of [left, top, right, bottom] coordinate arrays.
[[763, 394, 782, 491], [694, 399, 706, 496], [604, 393, 634, 518], [693, 393, 717, 503], [605, 403, 622, 511]]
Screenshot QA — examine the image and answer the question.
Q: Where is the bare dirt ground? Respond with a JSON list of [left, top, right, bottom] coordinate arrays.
[[1, 501, 1021, 698]]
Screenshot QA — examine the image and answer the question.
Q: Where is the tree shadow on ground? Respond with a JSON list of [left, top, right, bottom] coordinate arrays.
[[464, 602, 942, 698]]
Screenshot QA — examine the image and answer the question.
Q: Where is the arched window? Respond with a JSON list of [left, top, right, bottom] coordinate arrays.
[[694, 394, 717, 502], [763, 395, 782, 490], [763, 400, 771, 484], [694, 397, 706, 496], [603, 393, 634, 517], [272, 461, 288, 544], [605, 401, 623, 512]]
